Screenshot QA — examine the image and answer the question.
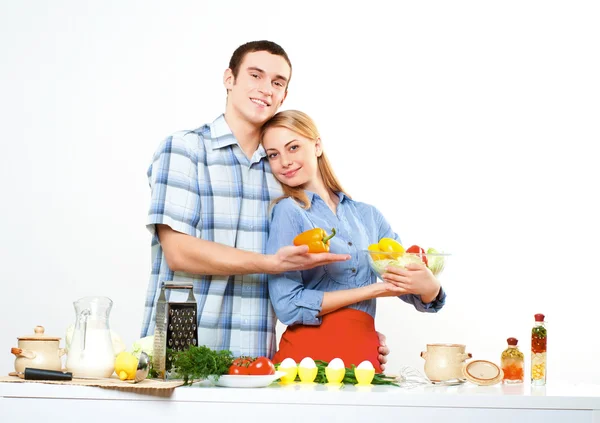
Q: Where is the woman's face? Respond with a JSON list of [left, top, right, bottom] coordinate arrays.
[[262, 126, 321, 188]]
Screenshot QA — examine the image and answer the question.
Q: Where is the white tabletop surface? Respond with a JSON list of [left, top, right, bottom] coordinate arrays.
[[2, 379, 600, 410]]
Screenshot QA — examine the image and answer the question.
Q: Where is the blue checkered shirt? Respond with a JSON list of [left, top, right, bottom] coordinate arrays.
[[141, 114, 283, 358]]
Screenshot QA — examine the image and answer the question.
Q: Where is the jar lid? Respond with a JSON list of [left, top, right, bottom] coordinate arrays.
[[462, 360, 504, 386], [18, 326, 61, 341], [507, 337, 518, 346], [534, 313, 545, 322]]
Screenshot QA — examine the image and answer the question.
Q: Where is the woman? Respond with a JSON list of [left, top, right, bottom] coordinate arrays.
[[262, 110, 446, 372]]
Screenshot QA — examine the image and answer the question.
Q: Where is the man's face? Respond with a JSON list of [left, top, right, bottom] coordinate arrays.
[[224, 51, 290, 126]]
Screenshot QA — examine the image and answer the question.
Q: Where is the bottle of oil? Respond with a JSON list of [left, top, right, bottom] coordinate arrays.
[[501, 337, 524, 383], [531, 313, 547, 386]]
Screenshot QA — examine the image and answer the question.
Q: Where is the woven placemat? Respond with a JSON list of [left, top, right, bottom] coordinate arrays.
[[0, 375, 184, 394]]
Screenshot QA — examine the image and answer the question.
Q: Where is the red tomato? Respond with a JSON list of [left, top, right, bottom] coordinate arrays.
[[247, 357, 276, 375], [228, 365, 250, 375], [406, 245, 428, 266], [232, 356, 253, 367]]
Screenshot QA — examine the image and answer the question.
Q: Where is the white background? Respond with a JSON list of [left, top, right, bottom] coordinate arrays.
[[1, 0, 599, 383]]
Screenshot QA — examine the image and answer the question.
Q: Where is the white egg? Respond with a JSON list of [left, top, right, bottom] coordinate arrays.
[[327, 358, 345, 369], [280, 358, 297, 368], [357, 360, 374, 370], [299, 357, 316, 369]]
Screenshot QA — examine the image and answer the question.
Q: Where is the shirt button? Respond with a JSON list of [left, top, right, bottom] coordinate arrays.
[[348, 242, 353, 246], [351, 268, 356, 273]]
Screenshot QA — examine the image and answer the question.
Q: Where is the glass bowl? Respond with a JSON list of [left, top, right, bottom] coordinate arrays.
[[364, 249, 450, 278]]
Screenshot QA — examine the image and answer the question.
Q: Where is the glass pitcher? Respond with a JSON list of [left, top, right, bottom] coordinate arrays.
[[65, 296, 115, 378]]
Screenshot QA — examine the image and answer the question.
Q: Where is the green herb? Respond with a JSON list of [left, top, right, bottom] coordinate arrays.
[[171, 345, 234, 385], [532, 326, 547, 338]]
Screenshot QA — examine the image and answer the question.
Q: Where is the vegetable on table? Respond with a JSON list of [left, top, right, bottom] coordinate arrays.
[[229, 356, 275, 376], [293, 228, 337, 253], [248, 357, 276, 375], [171, 345, 234, 385]]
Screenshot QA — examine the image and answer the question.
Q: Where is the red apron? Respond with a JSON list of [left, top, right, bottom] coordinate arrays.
[[272, 308, 382, 373]]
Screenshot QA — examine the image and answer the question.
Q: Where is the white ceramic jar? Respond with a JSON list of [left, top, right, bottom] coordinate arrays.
[[11, 326, 66, 373], [420, 343, 472, 382]]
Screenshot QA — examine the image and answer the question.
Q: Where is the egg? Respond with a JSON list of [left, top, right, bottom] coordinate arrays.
[[325, 358, 346, 384], [280, 358, 297, 368], [357, 360, 375, 370], [298, 357, 318, 383], [327, 358, 345, 369], [278, 358, 298, 384], [299, 357, 316, 369], [354, 360, 375, 385]]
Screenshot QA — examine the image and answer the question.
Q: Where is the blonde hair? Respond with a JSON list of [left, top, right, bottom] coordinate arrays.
[[260, 110, 350, 209]]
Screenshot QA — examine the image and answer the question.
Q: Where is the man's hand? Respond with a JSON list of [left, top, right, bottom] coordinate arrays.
[[269, 245, 350, 274], [377, 331, 390, 371], [381, 262, 441, 303]]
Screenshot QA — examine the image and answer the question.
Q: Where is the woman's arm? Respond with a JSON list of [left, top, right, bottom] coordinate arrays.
[[319, 282, 407, 316]]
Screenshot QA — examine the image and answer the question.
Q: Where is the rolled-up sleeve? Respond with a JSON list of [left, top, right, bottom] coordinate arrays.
[[399, 286, 447, 313], [146, 133, 202, 238], [267, 200, 324, 326]]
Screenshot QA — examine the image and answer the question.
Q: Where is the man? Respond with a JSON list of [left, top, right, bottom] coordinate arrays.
[[141, 40, 390, 366]]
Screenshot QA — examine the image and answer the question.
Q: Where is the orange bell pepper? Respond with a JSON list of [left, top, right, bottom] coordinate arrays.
[[293, 228, 337, 253]]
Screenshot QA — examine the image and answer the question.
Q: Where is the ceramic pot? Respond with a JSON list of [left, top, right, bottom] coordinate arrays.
[[420, 343, 472, 382], [11, 326, 66, 373]]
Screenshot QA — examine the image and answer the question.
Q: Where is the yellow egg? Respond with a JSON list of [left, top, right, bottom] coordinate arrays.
[[354, 361, 375, 385], [355, 368, 375, 385], [277, 358, 298, 384], [296, 357, 318, 383], [298, 366, 318, 383], [325, 367, 345, 384]]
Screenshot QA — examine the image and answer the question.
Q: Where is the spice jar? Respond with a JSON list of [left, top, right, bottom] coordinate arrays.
[[501, 337, 524, 384], [531, 313, 547, 385]]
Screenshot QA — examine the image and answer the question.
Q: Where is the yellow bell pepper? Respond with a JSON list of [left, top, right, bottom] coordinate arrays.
[[377, 238, 405, 259], [368, 244, 386, 261]]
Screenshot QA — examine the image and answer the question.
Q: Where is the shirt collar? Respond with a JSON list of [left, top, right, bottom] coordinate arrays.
[[305, 190, 349, 205], [208, 114, 267, 161]]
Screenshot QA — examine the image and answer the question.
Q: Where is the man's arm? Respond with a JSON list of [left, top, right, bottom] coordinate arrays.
[[157, 224, 350, 276]]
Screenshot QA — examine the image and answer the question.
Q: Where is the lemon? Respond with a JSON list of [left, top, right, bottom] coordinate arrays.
[[114, 351, 138, 381]]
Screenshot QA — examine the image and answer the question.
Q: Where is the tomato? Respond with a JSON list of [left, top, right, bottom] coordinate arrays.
[[247, 356, 276, 375], [406, 245, 428, 266], [232, 356, 253, 367], [228, 364, 250, 375]]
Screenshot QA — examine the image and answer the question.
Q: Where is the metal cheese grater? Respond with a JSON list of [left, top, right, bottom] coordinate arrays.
[[152, 282, 198, 380]]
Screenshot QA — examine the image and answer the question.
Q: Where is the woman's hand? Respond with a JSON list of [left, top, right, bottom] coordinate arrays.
[[381, 262, 441, 303], [376, 331, 390, 371]]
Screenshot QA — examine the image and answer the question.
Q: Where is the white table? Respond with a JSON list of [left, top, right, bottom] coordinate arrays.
[[2, 380, 600, 422]]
